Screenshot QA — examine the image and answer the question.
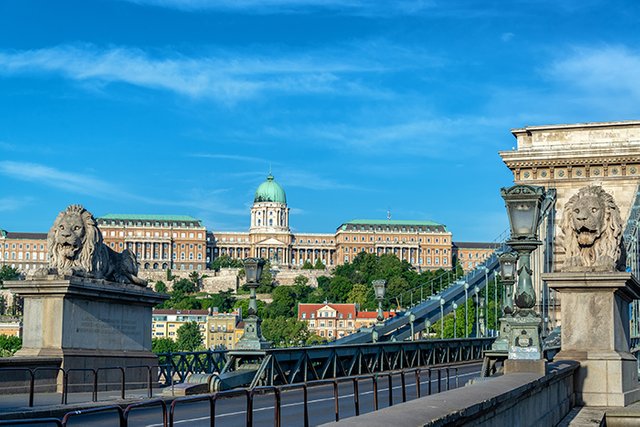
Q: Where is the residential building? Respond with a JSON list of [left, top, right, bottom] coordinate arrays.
[[297, 303, 396, 340], [0, 316, 22, 337], [151, 308, 243, 349]]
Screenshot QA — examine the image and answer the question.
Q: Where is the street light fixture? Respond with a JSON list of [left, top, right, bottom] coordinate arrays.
[[373, 279, 387, 325], [235, 258, 270, 350], [464, 282, 470, 338], [452, 302, 458, 338], [440, 297, 445, 339], [500, 184, 545, 362], [498, 251, 518, 314], [473, 286, 482, 337]]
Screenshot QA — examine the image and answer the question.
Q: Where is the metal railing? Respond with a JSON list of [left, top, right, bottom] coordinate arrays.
[[0, 364, 159, 408], [157, 350, 228, 385], [0, 363, 473, 427]]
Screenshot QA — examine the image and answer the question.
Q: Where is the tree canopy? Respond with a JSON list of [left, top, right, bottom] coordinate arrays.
[[176, 321, 203, 351]]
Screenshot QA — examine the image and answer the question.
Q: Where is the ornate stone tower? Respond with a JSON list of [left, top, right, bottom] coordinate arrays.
[[249, 174, 292, 265]]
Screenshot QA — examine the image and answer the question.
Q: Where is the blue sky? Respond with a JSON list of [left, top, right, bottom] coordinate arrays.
[[0, 0, 639, 241]]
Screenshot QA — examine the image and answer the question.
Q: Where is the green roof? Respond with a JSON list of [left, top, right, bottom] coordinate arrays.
[[345, 219, 444, 226], [254, 174, 287, 204], [340, 219, 447, 232], [99, 214, 201, 222]]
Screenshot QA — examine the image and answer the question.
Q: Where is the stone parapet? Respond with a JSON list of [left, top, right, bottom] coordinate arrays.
[[544, 271, 640, 407]]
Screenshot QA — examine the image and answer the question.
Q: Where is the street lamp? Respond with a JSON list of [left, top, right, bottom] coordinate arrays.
[[373, 279, 387, 325], [500, 184, 545, 362], [500, 185, 544, 312], [498, 251, 518, 314], [440, 297, 445, 339], [235, 258, 270, 350], [473, 286, 482, 337], [409, 312, 416, 341], [452, 302, 458, 338], [424, 320, 431, 339], [464, 282, 470, 337]]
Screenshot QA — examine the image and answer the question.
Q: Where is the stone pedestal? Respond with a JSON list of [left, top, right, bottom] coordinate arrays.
[[3, 275, 168, 391], [543, 272, 640, 407]]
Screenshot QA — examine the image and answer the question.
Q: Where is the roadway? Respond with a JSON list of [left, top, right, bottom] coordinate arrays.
[[48, 362, 483, 427]]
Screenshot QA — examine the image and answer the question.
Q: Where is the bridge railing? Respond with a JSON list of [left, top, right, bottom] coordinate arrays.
[[0, 362, 479, 427], [157, 349, 228, 386]]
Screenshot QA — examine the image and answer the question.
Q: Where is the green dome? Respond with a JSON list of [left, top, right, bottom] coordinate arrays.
[[254, 174, 287, 204]]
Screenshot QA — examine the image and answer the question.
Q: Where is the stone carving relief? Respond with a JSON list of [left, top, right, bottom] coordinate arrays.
[[36, 204, 147, 286], [560, 186, 626, 272]]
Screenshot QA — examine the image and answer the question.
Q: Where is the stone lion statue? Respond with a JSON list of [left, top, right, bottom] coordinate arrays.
[[560, 186, 626, 272], [39, 205, 147, 286]]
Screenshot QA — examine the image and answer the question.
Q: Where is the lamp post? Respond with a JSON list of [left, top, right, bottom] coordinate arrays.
[[498, 251, 518, 314], [500, 184, 545, 363], [409, 312, 416, 341], [440, 297, 445, 339], [464, 282, 470, 338], [474, 285, 480, 337], [452, 302, 458, 339], [235, 258, 270, 350], [373, 279, 387, 325], [491, 250, 518, 352], [425, 320, 431, 339]]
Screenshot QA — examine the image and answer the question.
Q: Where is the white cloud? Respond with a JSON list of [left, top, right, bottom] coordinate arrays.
[[0, 161, 249, 217], [0, 197, 33, 213], [0, 44, 430, 102], [547, 46, 640, 99], [123, 0, 436, 14]]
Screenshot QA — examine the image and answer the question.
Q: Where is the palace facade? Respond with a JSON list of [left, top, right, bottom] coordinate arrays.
[[1, 173, 480, 274]]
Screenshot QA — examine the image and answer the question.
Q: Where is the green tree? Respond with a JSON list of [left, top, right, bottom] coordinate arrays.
[[301, 260, 314, 270], [326, 276, 353, 303], [0, 265, 20, 287], [346, 283, 369, 307], [211, 255, 244, 271], [173, 278, 197, 295], [313, 259, 326, 270], [261, 316, 309, 347], [233, 299, 267, 319], [293, 275, 309, 287], [154, 281, 168, 294], [151, 337, 178, 353], [176, 321, 203, 351], [200, 290, 237, 313], [0, 335, 22, 357]]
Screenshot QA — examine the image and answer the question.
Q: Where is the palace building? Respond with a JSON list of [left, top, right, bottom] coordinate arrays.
[[1, 172, 474, 274], [208, 173, 454, 271]]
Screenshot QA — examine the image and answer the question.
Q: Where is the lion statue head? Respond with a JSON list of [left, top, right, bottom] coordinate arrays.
[[44, 205, 146, 286], [48, 204, 102, 274], [560, 186, 625, 272]]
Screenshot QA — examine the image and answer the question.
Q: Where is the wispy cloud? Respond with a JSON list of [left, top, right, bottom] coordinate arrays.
[[547, 45, 640, 99], [0, 196, 33, 213], [264, 115, 503, 156], [189, 153, 268, 163], [280, 170, 366, 191], [0, 43, 435, 102], [0, 161, 248, 217], [0, 161, 127, 197], [123, 0, 437, 15]]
